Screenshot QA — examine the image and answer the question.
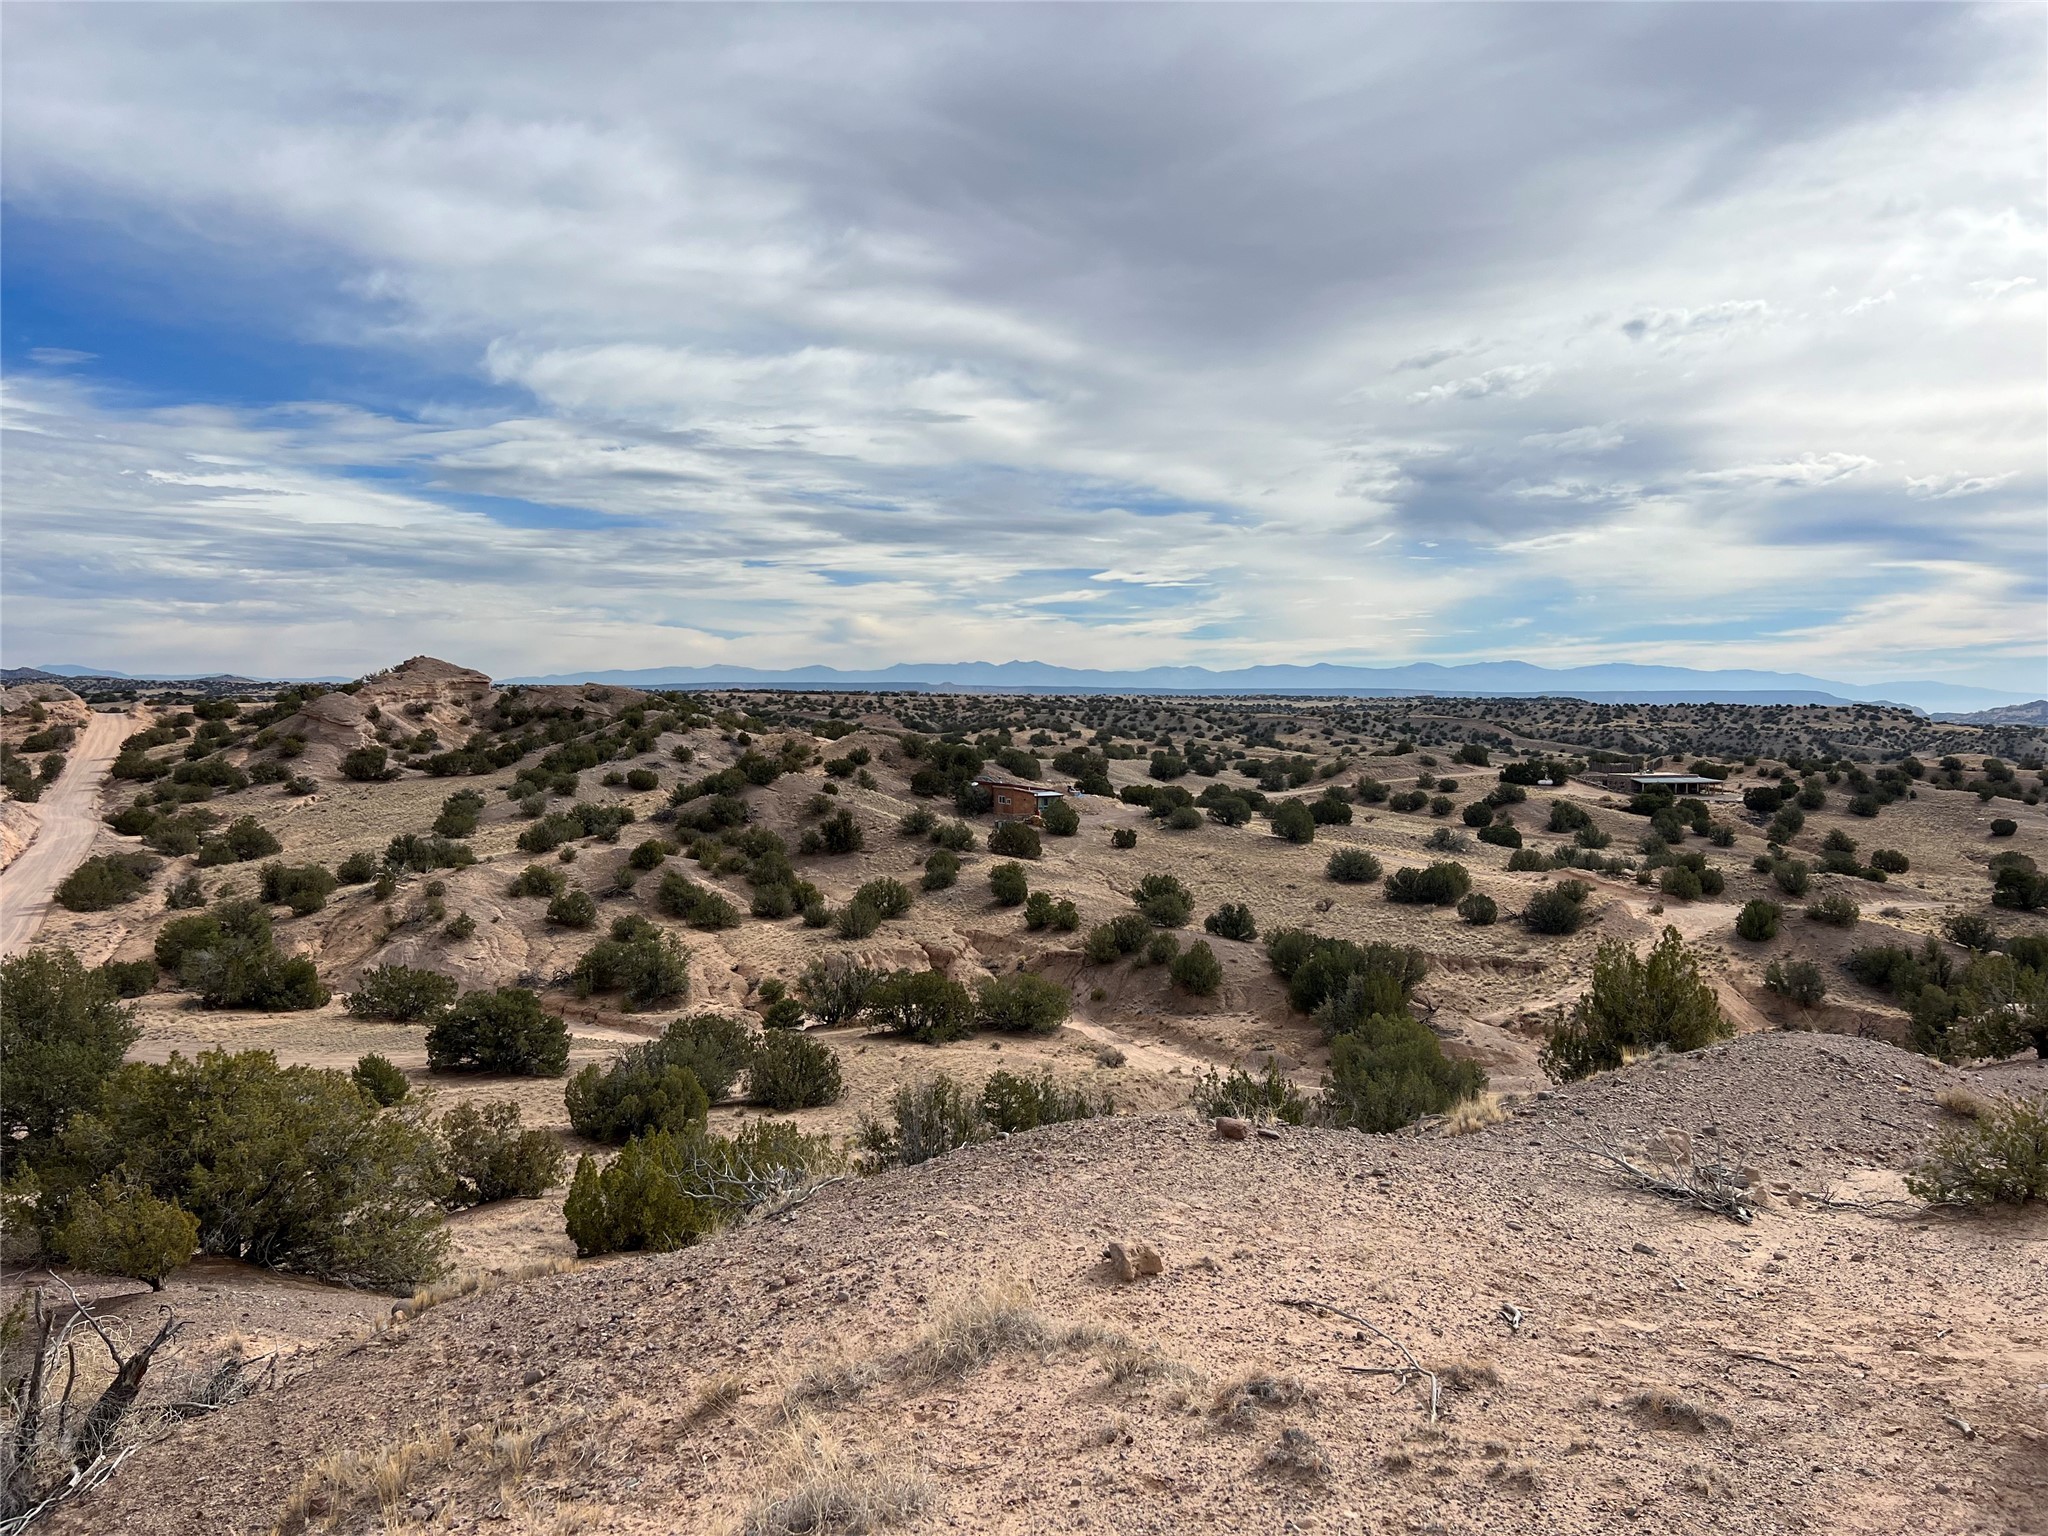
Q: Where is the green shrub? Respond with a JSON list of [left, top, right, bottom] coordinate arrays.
[[1736, 899, 1783, 942], [1476, 822, 1521, 849], [46, 1049, 447, 1289], [1141, 930, 1180, 968], [565, 1120, 841, 1255], [1576, 826, 1612, 851], [164, 899, 329, 1011], [426, 989, 569, 1076], [980, 1069, 1109, 1134], [1944, 911, 1998, 952], [932, 820, 976, 852], [866, 969, 975, 1043], [1170, 939, 1223, 996], [1524, 884, 1592, 935], [570, 919, 690, 1010], [1319, 1012, 1486, 1133], [1326, 848, 1382, 884], [1540, 928, 1730, 1081], [1190, 1064, 1307, 1125], [974, 972, 1070, 1034], [0, 949, 140, 1173], [94, 957, 159, 999], [1989, 818, 2018, 838], [53, 1181, 198, 1290], [195, 816, 282, 867], [1907, 1093, 2047, 1206], [164, 874, 207, 909], [1271, 800, 1316, 843], [989, 862, 1029, 907], [340, 745, 397, 781], [899, 806, 937, 837], [796, 959, 880, 1026], [565, 1048, 708, 1144], [352, 1053, 410, 1105], [814, 809, 865, 855], [345, 964, 459, 1023], [55, 853, 160, 912], [259, 861, 337, 916], [382, 834, 475, 874], [1385, 862, 1470, 905], [854, 877, 913, 919], [331, 850, 376, 885], [1134, 872, 1194, 928], [1763, 958, 1827, 1008], [1110, 828, 1138, 850], [1805, 890, 1860, 928], [922, 849, 960, 891], [854, 1074, 991, 1169], [436, 1100, 562, 1207], [749, 1032, 844, 1110], [432, 789, 485, 838], [830, 900, 878, 939], [988, 821, 1042, 859], [654, 871, 741, 929], [546, 887, 599, 929], [1546, 800, 1592, 833], [1506, 848, 1550, 872], [627, 837, 673, 871], [1457, 892, 1498, 926], [626, 767, 659, 792], [1205, 903, 1258, 942], [1042, 798, 1080, 836]]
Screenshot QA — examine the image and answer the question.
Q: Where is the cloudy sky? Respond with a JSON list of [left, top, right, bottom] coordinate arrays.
[[2, 3, 2043, 689]]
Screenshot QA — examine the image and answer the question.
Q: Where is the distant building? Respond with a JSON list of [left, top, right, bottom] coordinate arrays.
[[1602, 771, 1729, 795], [977, 774, 1065, 823]]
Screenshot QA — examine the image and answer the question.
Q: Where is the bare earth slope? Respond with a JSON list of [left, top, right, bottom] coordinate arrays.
[[53, 1032, 2045, 1536], [0, 707, 133, 955]]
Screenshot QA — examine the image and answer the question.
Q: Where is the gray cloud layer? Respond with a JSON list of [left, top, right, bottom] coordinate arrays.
[[2, 4, 2042, 686]]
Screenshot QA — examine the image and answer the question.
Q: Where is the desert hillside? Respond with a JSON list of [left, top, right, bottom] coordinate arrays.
[[42, 1030, 2048, 1536], [4, 659, 2044, 1536]]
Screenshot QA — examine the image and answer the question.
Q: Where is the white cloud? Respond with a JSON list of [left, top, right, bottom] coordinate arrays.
[[1406, 364, 1554, 406], [1520, 424, 1626, 454], [1906, 470, 2017, 500]]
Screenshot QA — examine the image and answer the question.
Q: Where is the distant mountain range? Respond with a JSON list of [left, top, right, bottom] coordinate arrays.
[[500, 659, 2037, 715], [1929, 700, 2048, 727], [10, 657, 2039, 715]]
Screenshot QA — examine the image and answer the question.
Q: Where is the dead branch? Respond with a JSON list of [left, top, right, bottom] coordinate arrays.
[[1589, 1144, 1755, 1225], [1276, 1297, 1440, 1425], [1717, 1345, 1801, 1377]]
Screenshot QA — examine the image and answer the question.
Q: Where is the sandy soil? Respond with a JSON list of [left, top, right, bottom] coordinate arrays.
[[0, 706, 138, 955], [41, 1030, 2048, 1536]]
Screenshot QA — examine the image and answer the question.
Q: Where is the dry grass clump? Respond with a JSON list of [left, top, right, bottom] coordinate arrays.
[[402, 1258, 581, 1321], [1433, 1358, 1502, 1392], [900, 1275, 1051, 1381], [1935, 1083, 1998, 1119], [1443, 1093, 1507, 1135], [1211, 1372, 1312, 1429], [1686, 1463, 1735, 1499], [1261, 1426, 1330, 1478], [1096, 1338, 1199, 1387], [1624, 1387, 1730, 1435], [783, 1358, 880, 1416], [689, 1373, 748, 1421], [271, 1421, 456, 1533], [743, 1418, 936, 1536]]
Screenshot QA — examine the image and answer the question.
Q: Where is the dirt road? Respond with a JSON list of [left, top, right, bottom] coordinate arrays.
[[0, 708, 134, 956]]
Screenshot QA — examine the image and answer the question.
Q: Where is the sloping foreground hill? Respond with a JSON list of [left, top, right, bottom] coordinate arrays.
[[54, 1033, 2046, 1536]]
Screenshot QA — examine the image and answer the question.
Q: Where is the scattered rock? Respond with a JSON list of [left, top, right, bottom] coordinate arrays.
[[1214, 1117, 1252, 1141], [1104, 1240, 1164, 1282]]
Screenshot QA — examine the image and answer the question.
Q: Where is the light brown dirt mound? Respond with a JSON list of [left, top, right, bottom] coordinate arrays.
[[49, 1032, 2046, 1536], [0, 799, 39, 871], [275, 657, 497, 777]]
